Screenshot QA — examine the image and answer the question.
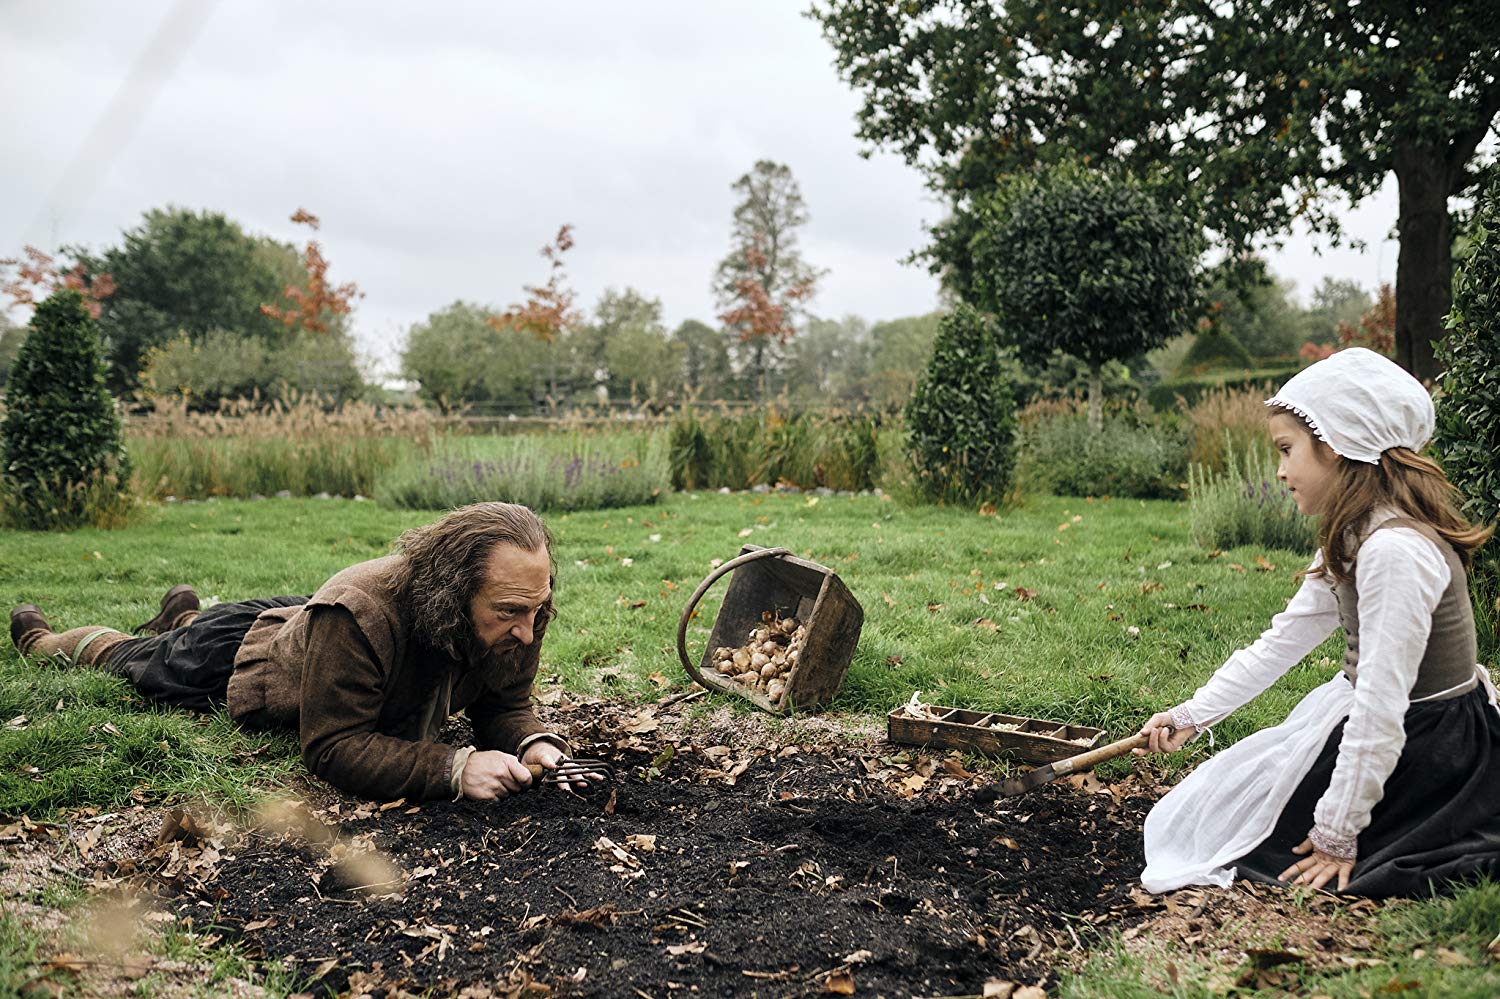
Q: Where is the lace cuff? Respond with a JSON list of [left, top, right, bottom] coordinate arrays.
[[1308, 825, 1358, 861], [1169, 705, 1197, 732]]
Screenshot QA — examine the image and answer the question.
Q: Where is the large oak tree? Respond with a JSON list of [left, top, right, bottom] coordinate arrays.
[[811, 0, 1500, 379]]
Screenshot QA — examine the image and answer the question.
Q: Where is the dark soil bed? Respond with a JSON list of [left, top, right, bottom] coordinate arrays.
[[149, 746, 1153, 998]]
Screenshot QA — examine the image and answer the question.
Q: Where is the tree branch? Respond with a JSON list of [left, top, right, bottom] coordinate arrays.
[[1447, 83, 1500, 192]]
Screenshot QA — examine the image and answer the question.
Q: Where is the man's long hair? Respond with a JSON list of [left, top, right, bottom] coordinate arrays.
[[390, 502, 555, 660]]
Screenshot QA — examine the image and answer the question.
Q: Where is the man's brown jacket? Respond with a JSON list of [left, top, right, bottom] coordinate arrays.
[[225, 555, 558, 801]]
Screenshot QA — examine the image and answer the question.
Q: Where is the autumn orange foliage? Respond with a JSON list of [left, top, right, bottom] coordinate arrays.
[[1, 246, 116, 319], [1335, 282, 1396, 355], [1300, 282, 1395, 362], [259, 209, 361, 334], [717, 241, 815, 345], [487, 225, 581, 343]]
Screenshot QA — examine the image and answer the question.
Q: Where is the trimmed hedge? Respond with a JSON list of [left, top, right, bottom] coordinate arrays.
[[1146, 365, 1300, 411]]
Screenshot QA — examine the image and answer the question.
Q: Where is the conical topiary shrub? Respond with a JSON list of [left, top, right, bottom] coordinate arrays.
[[1, 289, 133, 529], [1177, 326, 1254, 376], [904, 304, 1017, 506]]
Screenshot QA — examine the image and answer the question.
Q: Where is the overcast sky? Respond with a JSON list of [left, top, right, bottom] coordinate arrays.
[[2, 1, 1401, 374]]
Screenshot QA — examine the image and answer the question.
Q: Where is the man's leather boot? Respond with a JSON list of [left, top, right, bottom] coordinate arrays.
[[9, 604, 51, 653], [133, 584, 201, 635]]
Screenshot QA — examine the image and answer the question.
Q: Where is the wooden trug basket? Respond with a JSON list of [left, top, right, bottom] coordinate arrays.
[[677, 545, 864, 715]]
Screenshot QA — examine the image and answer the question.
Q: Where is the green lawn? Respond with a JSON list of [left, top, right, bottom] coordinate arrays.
[[1, 491, 1336, 815], [2, 492, 1495, 996]]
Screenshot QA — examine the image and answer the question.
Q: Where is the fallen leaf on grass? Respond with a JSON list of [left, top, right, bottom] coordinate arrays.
[[1254, 555, 1276, 572], [974, 617, 999, 631]]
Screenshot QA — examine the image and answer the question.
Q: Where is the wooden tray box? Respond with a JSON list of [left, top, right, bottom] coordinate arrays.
[[887, 705, 1105, 763]]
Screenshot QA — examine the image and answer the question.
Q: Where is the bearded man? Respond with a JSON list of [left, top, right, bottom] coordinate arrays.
[[8, 502, 571, 802]]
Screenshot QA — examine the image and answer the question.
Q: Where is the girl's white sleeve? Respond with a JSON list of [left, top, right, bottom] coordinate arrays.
[[1171, 552, 1340, 733], [1309, 530, 1449, 860]]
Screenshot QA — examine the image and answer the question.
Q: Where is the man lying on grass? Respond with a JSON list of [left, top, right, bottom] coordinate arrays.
[[9, 501, 575, 802]]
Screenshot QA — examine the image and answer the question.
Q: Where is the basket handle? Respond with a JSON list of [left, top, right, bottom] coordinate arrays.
[[676, 546, 792, 700]]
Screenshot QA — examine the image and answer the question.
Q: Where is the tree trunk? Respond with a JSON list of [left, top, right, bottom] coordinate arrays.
[[1088, 364, 1103, 432], [1393, 145, 1454, 382]]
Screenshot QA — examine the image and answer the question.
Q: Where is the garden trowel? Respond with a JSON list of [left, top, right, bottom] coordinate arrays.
[[984, 731, 1157, 800]]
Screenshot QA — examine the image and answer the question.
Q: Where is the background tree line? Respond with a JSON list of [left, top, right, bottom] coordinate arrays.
[[0, 199, 1391, 414]]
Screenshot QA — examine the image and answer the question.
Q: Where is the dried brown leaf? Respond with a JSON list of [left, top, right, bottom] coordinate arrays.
[[823, 968, 855, 994]]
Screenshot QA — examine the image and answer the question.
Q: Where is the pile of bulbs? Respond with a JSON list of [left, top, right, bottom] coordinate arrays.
[[710, 611, 807, 705]]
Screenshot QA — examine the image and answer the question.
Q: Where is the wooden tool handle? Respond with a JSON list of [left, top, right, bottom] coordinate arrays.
[[1045, 732, 1151, 776], [525, 763, 547, 779]]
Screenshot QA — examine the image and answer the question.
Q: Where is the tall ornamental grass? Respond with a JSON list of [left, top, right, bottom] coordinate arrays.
[[1180, 383, 1277, 473], [668, 407, 886, 492], [1187, 443, 1315, 551], [129, 393, 439, 499], [1014, 398, 1189, 500], [376, 431, 669, 511]]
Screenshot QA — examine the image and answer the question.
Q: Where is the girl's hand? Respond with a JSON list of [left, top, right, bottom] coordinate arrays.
[[1279, 839, 1355, 892], [1133, 711, 1196, 755]]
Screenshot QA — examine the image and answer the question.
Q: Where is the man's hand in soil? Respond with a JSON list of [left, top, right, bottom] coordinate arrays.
[[521, 740, 603, 792], [1133, 711, 1195, 755], [461, 750, 533, 799]]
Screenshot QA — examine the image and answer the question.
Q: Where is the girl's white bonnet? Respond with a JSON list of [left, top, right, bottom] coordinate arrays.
[[1264, 347, 1434, 463]]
